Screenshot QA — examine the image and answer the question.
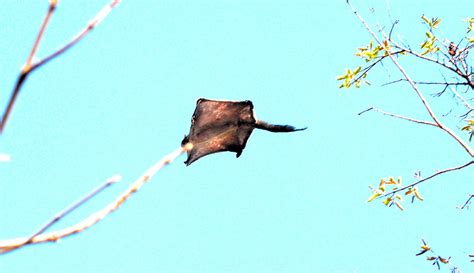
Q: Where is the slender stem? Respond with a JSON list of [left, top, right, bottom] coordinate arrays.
[[358, 106, 438, 127], [382, 79, 469, 87], [24, 1, 57, 72], [447, 85, 473, 111], [25, 175, 121, 244], [457, 194, 474, 209], [381, 160, 474, 197]]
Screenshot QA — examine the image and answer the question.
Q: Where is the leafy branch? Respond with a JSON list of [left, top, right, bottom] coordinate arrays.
[[341, 1, 474, 149], [367, 160, 474, 209], [343, 1, 473, 212], [416, 239, 460, 272]]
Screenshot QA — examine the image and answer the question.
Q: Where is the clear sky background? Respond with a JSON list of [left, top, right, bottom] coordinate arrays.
[[1, 0, 473, 272]]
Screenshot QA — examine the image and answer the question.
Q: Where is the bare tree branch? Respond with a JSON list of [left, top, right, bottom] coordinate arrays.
[[0, 0, 121, 134], [0, 144, 193, 254]]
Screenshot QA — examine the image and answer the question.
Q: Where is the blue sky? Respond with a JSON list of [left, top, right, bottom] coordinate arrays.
[[1, 0, 473, 272]]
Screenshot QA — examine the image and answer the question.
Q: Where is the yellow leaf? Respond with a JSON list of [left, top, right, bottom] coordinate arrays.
[[336, 74, 346, 80], [386, 177, 396, 185], [421, 245, 430, 251], [383, 197, 392, 206], [367, 192, 381, 202]]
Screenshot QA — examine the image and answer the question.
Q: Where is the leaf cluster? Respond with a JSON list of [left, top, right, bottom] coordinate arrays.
[[367, 177, 423, 211], [416, 240, 458, 272]]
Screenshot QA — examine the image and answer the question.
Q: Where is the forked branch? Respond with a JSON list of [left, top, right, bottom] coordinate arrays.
[[0, 0, 121, 134]]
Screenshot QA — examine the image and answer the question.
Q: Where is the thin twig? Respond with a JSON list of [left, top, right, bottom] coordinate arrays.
[[382, 79, 469, 87], [24, 0, 58, 71], [0, 144, 192, 254], [381, 160, 474, 197], [388, 20, 399, 40], [358, 106, 438, 127], [447, 85, 474, 111], [457, 194, 474, 209], [25, 174, 122, 244], [0, 0, 121, 134]]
